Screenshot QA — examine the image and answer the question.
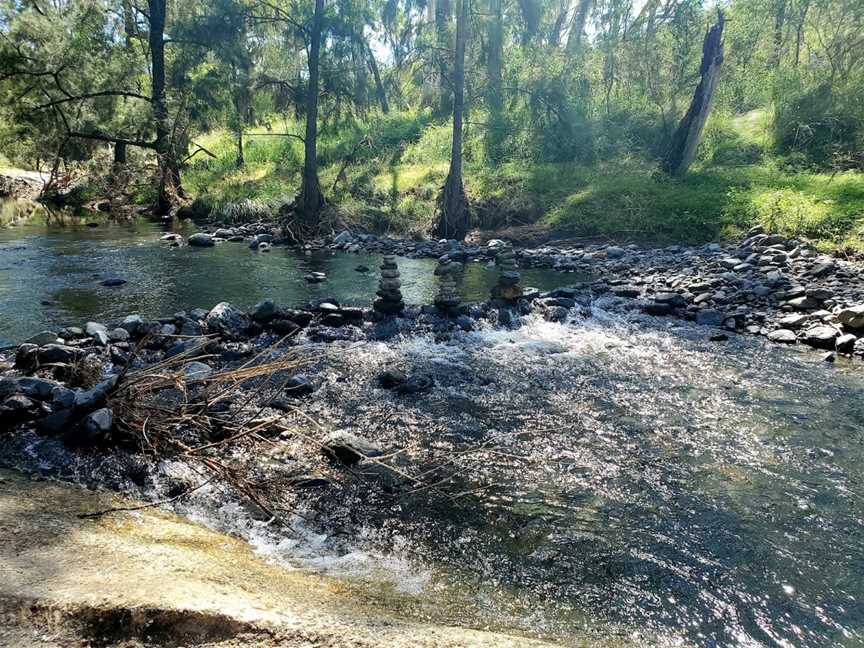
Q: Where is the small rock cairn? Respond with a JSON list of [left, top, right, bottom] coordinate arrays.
[[374, 255, 405, 315], [491, 244, 523, 301], [434, 258, 462, 315]]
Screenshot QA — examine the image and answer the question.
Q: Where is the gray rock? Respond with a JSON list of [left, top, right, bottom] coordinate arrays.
[[333, 230, 353, 245], [250, 299, 278, 322], [322, 430, 384, 465], [605, 246, 625, 258], [92, 330, 110, 347], [108, 328, 130, 342], [836, 333, 857, 353], [37, 344, 79, 364], [121, 315, 144, 335], [802, 325, 839, 350], [188, 233, 215, 247], [838, 305, 864, 329], [284, 375, 314, 397], [206, 302, 250, 339], [85, 321, 108, 336], [787, 296, 819, 311], [767, 329, 797, 344], [77, 407, 113, 444], [182, 361, 213, 380]]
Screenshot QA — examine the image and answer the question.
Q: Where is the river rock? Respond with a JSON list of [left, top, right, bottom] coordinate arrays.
[[75, 407, 114, 444], [101, 278, 127, 287], [85, 322, 108, 337], [206, 302, 250, 339], [188, 233, 215, 247], [836, 333, 857, 354], [284, 374, 315, 397], [378, 368, 407, 389], [802, 325, 839, 349], [250, 299, 278, 323], [838, 305, 864, 329], [121, 315, 145, 336], [109, 328, 130, 342], [333, 230, 353, 245], [305, 272, 327, 283], [37, 343, 79, 364], [322, 430, 384, 465], [767, 329, 797, 344], [182, 361, 213, 380]]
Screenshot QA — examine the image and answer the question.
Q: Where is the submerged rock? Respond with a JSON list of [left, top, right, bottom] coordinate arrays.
[[322, 430, 384, 465]]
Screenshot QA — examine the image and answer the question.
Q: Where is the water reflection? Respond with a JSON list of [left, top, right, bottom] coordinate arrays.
[[0, 200, 580, 345]]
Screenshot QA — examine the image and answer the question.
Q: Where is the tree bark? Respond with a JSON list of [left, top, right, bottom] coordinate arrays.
[[298, 0, 325, 223], [662, 11, 725, 177], [434, 0, 469, 241], [435, 0, 452, 116], [365, 42, 389, 114], [148, 0, 182, 214], [565, 0, 592, 53]]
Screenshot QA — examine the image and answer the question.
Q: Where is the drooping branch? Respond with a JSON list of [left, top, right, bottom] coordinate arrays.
[[31, 90, 151, 112]]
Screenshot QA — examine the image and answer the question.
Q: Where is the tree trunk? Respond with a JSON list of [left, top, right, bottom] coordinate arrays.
[[434, 0, 469, 241], [298, 0, 325, 223], [662, 11, 725, 177], [148, 0, 182, 215], [565, 0, 592, 53], [114, 141, 127, 165], [485, 0, 505, 161], [365, 42, 389, 114], [435, 0, 451, 116]]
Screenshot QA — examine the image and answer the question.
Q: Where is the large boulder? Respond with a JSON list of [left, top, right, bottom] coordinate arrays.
[[206, 302, 250, 339]]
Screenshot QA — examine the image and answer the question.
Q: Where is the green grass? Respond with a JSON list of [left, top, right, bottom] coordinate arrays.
[[183, 110, 864, 252]]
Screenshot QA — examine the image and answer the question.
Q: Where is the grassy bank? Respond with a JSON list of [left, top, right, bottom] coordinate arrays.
[[184, 110, 864, 252]]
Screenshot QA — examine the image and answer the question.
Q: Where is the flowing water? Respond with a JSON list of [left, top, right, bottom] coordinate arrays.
[[0, 200, 574, 346], [3, 200, 864, 647]]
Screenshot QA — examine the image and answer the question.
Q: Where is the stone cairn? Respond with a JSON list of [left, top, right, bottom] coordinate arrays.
[[374, 255, 405, 315], [434, 258, 462, 315], [491, 244, 523, 301]]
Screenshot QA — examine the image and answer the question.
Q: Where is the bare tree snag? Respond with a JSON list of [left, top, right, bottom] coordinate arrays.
[[434, 0, 469, 241], [663, 11, 725, 177]]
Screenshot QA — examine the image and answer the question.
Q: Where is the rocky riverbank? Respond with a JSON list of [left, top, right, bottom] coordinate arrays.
[[179, 221, 864, 359]]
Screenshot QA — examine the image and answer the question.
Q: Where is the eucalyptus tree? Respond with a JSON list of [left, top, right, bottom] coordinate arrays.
[[434, 0, 468, 239]]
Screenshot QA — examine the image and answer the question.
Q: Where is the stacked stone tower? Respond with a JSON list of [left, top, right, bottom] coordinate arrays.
[[373, 255, 405, 315], [434, 258, 462, 315], [491, 244, 523, 301]]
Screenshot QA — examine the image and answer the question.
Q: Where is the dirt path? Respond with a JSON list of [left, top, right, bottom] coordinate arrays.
[[0, 469, 630, 648]]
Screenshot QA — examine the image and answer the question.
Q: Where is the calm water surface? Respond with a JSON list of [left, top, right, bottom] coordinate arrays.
[[0, 201, 572, 345]]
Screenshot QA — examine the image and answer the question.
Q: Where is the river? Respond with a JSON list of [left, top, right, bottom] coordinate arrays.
[[2, 199, 864, 647]]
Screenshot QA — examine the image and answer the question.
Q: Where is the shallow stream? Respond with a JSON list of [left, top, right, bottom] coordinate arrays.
[[3, 200, 864, 647]]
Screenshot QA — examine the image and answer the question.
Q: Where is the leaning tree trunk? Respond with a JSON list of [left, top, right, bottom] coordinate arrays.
[[298, 0, 325, 224], [365, 42, 389, 114], [663, 11, 725, 177], [148, 0, 183, 214], [434, 0, 469, 241]]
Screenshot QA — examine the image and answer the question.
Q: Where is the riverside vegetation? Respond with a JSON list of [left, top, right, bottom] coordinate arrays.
[[0, 0, 863, 250]]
